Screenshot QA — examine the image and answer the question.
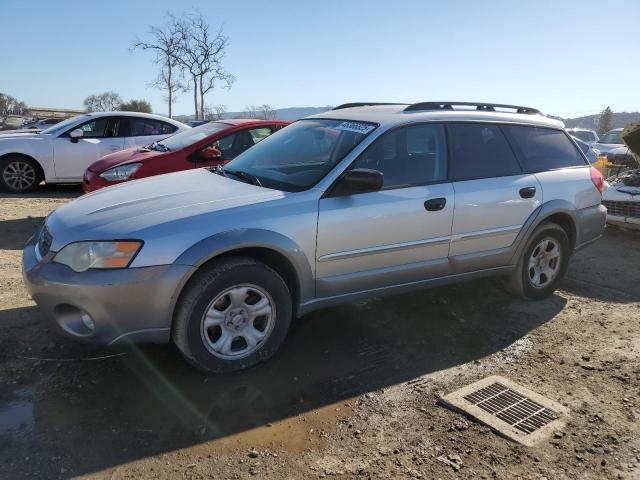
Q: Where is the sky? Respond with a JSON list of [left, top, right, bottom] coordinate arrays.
[[1, 0, 639, 118]]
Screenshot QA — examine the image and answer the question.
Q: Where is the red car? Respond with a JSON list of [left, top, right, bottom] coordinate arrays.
[[82, 119, 289, 192]]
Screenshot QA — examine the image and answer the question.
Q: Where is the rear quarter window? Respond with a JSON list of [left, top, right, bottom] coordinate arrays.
[[504, 126, 587, 172]]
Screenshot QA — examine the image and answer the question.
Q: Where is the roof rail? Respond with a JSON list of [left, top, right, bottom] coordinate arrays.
[[404, 102, 541, 115], [332, 102, 406, 110]]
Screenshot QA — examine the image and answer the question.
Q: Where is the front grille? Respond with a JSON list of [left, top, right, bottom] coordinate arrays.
[[603, 200, 640, 219], [38, 225, 53, 257]]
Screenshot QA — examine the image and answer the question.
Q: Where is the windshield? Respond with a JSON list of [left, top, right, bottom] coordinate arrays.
[[40, 114, 90, 135], [599, 130, 623, 144], [158, 122, 229, 151], [223, 119, 378, 192]]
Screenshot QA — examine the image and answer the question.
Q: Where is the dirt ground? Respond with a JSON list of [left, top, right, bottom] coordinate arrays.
[[1, 185, 639, 480]]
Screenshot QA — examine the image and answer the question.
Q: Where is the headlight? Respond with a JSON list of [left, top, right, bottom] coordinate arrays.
[[99, 163, 142, 182], [53, 241, 142, 272]]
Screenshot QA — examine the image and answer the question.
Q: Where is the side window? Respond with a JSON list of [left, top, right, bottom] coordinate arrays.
[[71, 118, 109, 138], [448, 123, 521, 181], [503, 126, 587, 172], [214, 132, 242, 160], [351, 124, 447, 189], [127, 118, 176, 137], [248, 127, 272, 144]]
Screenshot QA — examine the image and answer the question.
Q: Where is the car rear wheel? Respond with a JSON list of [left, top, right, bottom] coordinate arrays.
[[172, 256, 292, 373], [506, 222, 570, 300], [0, 156, 42, 193]]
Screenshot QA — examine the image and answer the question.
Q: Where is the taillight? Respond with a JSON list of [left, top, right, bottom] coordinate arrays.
[[590, 166, 604, 193]]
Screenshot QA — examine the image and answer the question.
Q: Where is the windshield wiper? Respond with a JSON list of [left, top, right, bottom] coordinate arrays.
[[224, 168, 262, 187]]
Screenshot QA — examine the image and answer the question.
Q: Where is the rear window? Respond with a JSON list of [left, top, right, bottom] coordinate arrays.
[[570, 130, 595, 143], [449, 123, 521, 181], [504, 126, 586, 172]]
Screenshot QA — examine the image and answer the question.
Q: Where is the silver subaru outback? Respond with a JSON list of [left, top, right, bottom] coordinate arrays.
[[23, 102, 607, 373]]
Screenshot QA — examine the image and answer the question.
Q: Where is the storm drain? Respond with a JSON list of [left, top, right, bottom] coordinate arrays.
[[440, 376, 569, 446]]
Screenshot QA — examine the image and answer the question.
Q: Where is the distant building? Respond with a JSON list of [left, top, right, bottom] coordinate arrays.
[[28, 107, 85, 119]]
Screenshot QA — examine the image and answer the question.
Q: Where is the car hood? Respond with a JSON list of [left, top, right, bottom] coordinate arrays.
[[88, 146, 165, 172], [47, 168, 287, 251], [0, 131, 44, 139]]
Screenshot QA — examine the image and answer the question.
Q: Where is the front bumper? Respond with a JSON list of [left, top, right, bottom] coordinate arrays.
[[22, 234, 195, 345]]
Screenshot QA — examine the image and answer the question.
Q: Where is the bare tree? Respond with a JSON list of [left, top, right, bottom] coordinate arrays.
[[174, 11, 235, 120], [258, 104, 277, 120], [203, 103, 227, 120], [243, 105, 259, 119], [132, 15, 183, 118], [84, 92, 123, 112], [244, 104, 276, 120]]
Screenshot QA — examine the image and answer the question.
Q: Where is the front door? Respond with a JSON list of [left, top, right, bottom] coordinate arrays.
[[316, 123, 454, 298], [52, 117, 125, 180]]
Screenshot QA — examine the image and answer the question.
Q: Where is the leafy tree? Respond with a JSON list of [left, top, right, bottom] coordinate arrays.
[[84, 92, 123, 112], [119, 99, 152, 113], [0, 93, 29, 117], [597, 106, 613, 135]]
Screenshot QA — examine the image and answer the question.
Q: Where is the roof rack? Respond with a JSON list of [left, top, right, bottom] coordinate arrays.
[[332, 102, 406, 110], [404, 102, 541, 115]]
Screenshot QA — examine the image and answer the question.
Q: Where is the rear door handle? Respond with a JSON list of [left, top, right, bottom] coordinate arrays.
[[424, 197, 446, 211], [519, 187, 536, 199]]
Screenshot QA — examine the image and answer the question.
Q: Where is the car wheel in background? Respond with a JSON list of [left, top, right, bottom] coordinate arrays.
[[172, 256, 292, 374], [0, 156, 42, 193], [506, 222, 570, 300]]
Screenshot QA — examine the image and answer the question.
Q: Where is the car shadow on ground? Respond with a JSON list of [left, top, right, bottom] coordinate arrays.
[[0, 281, 566, 477], [562, 226, 640, 303], [0, 183, 82, 200], [0, 217, 44, 250]]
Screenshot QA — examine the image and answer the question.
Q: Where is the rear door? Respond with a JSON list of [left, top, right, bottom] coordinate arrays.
[[52, 116, 125, 180], [447, 123, 542, 270], [316, 123, 454, 297]]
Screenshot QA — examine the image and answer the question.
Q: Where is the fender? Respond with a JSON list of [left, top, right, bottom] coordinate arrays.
[[174, 228, 315, 304], [508, 199, 580, 264]]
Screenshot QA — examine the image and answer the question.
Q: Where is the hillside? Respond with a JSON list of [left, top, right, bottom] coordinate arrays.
[[560, 111, 640, 130]]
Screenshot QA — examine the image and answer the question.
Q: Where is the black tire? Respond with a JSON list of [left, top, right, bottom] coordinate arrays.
[[172, 256, 292, 374], [506, 222, 570, 300], [0, 156, 43, 193]]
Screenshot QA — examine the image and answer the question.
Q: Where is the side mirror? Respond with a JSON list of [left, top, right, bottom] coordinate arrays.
[[200, 145, 222, 161], [69, 129, 83, 143], [330, 168, 383, 197]]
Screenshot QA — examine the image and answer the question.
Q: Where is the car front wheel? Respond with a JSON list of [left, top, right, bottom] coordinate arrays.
[[172, 256, 292, 373], [0, 156, 42, 193]]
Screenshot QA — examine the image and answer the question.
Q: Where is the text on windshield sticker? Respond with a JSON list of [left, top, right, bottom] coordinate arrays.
[[335, 121, 376, 135]]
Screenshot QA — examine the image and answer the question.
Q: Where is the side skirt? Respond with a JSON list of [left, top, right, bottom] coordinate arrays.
[[297, 265, 514, 317]]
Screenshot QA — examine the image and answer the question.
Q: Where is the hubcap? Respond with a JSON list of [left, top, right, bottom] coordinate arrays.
[[527, 237, 561, 289], [3, 161, 36, 191], [201, 284, 275, 360]]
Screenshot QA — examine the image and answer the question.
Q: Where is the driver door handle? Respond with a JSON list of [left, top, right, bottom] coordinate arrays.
[[519, 187, 536, 199], [424, 197, 446, 211]]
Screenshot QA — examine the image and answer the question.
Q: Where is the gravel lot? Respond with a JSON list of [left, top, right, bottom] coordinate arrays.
[[1, 186, 639, 479]]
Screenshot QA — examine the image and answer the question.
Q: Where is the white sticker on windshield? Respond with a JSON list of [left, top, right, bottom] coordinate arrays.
[[335, 121, 375, 135]]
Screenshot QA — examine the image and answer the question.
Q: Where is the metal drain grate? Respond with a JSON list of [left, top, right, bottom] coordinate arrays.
[[463, 382, 557, 434], [440, 376, 569, 446]]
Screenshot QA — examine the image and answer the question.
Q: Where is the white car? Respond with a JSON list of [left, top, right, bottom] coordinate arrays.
[[0, 112, 189, 193], [602, 169, 640, 230]]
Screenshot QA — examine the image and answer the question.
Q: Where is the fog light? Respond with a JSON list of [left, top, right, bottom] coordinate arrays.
[[80, 312, 95, 332]]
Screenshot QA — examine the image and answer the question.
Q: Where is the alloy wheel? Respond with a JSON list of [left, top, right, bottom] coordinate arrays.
[[201, 284, 276, 360], [527, 237, 562, 289], [3, 160, 37, 191]]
